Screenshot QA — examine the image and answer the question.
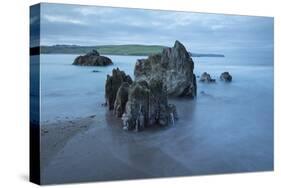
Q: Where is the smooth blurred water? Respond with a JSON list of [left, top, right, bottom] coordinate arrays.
[[40, 55, 143, 122], [40, 54, 273, 124], [40, 54, 273, 183]]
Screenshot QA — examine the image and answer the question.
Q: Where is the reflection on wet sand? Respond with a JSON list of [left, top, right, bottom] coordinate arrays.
[[41, 95, 272, 184], [40, 117, 94, 170]]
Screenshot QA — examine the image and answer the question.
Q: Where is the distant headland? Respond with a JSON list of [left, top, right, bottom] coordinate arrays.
[[37, 44, 225, 57]]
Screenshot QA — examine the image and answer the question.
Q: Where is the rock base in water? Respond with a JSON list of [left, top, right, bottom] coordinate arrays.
[[121, 79, 178, 131]]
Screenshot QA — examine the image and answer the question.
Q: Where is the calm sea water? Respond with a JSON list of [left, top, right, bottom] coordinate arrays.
[[40, 54, 273, 124], [39, 54, 273, 182], [40, 55, 143, 122]]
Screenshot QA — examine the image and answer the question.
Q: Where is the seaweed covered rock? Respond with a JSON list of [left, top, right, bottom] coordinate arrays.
[[122, 79, 178, 131], [134, 40, 196, 97], [73, 49, 113, 66], [113, 82, 130, 117], [199, 72, 216, 83], [220, 72, 232, 82], [122, 80, 150, 131], [147, 78, 170, 127], [105, 68, 132, 110]]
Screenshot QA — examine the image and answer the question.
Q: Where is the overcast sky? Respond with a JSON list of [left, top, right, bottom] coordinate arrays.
[[36, 3, 273, 55]]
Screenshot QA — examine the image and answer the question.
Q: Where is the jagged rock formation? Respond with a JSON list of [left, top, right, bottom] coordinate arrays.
[[134, 40, 196, 97], [104, 41, 197, 131], [105, 68, 133, 110], [73, 49, 113, 66], [220, 72, 232, 82], [199, 72, 216, 83], [122, 79, 178, 131]]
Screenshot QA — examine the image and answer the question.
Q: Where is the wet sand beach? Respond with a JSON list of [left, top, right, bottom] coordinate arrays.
[[41, 96, 273, 184]]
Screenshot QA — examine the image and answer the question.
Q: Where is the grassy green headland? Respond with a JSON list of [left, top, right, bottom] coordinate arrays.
[[39, 44, 224, 57]]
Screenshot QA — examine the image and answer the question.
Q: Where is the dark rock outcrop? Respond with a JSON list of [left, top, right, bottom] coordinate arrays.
[[199, 72, 216, 83], [134, 40, 196, 97], [73, 49, 113, 66], [122, 79, 178, 131], [104, 40, 197, 131], [220, 72, 232, 82], [105, 68, 132, 110]]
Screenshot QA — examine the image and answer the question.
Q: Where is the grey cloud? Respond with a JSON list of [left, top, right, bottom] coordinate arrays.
[[39, 3, 273, 55]]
